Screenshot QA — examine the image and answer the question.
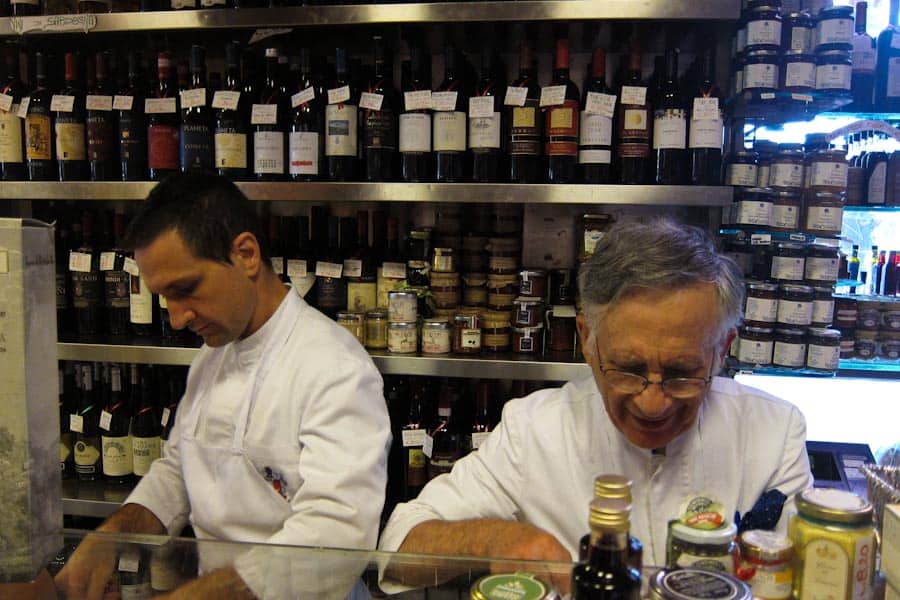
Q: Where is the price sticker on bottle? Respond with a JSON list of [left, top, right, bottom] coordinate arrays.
[[359, 92, 384, 111], [620, 86, 647, 106], [422, 433, 434, 458], [315, 261, 343, 278], [118, 550, 141, 574], [99, 410, 113, 431], [113, 95, 134, 111], [401, 429, 426, 447], [291, 87, 315, 108], [161, 407, 171, 428], [251, 103, 278, 125], [16, 97, 29, 118], [431, 91, 458, 112], [471, 432, 491, 450], [327, 85, 351, 105], [145, 98, 177, 114], [343, 259, 362, 278], [404, 90, 432, 111], [86, 95, 113, 111], [503, 86, 528, 107], [585, 92, 616, 117], [124, 257, 140, 277], [286, 259, 307, 278], [0, 93, 13, 113], [468, 96, 494, 118], [271, 257, 284, 274], [382, 262, 406, 279], [69, 414, 84, 434], [212, 90, 240, 110], [180, 88, 206, 109], [539, 85, 566, 107], [51, 95, 75, 113], [691, 97, 720, 121], [99, 252, 117, 272], [69, 251, 92, 273]]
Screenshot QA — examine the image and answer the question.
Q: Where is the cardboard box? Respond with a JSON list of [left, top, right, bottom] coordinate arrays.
[[0, 218, 62, 582], [885, 504, 900, 590]]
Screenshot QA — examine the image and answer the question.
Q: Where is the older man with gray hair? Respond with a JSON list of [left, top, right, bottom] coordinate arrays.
[[378, 217, 812, 576]]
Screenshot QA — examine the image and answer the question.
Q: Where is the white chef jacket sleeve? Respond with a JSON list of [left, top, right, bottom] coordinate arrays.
[[770, 403, 813, 534]]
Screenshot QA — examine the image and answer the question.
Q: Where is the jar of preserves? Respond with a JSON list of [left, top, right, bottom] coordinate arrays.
[[482, 310, 512, 352], [487, 275, 518, 311], [834, 295, 858, 330], [806, 327, 841, 371], [453, 313, 482, 354], [783, 11, 815, 54], [666, 522, 738, 573], [518, 269, 548, 300], [769, 144, 806, 189], [430, 272, 462, 309], [742, 49, 781, 92], [856, 300, 881, 330], [781, 53, 817, 93], [746, 5, 783, 51], [364, 309, 388, 349], [388, 290, 419, 322], [773, 328, 807, 368], [545, 304, 577, 354], [804, 243, 839, 284], [808, 149, 848, 192], [650, 569, 752, 600], [777, 284, 815, 327], [462, 273, 488, 307], [431, 247, 456, 273], [421, 319, 452, 354], [803, 190, 844, 236], [336, 311, 366, 345], [461, 236, 489, 273], [814, 5, 854, 51], [487, 237, 521, 275], [755, 140, 778, 187], [815, 50, 852, 94], [789, 489, 875, 600], [738, 326, 774, 366], [854, 331, 877, 359], [387, 321, 418, 354], [771, 189, 802, 232], [725, 152, 760, 187], [579, 214, 614, 262], [839, 333, 854, 359], [811, 287, 835, 327], [549, 269, 576, 305], [406, 227, 432, 286], [737, 530, 794, 600], [879, 333, 900, 360], [745, 282, 779, 327], [770, 243, 806, 282], [513, 297, 545, 328], [732, 187, 774, 228], [883, 307, 900, 330], [512, 325, 543, 354]]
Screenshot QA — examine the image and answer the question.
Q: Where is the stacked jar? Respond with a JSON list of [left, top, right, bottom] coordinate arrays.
[[851, 295, 900, 361], [484, 235, 520, 353], [387, 289, 419, 354]]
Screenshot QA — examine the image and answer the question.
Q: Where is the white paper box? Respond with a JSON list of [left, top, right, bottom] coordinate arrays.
[[884, 504, 900, 589]]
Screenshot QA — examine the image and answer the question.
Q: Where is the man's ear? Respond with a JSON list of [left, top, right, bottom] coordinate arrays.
[[716, 327, 737, 370], [576, 313, 593, 360], [231, 232, 262, 276]]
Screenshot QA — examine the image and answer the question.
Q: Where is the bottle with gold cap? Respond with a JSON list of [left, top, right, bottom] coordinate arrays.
[[579, 474, 644, 572], [572, 497, 641, 600]]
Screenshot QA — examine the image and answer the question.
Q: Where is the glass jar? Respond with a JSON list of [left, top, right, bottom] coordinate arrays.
[[879, 333, 900, 360], [462, 273, 488, 307], [815, 50, 852, 94], [770, 242, 806, 282], [883, 307, 900, 331], [406, 227, 432, 287], [811, 287, 835, 327], [856, 300, 881, 330], [756, 140, 778, 187], [483, 310, 512, 352], [336, 311, 365, 345], [789, 489, 875, 600], [783, 11, 815, 53], [769, 144, 806, 189], [814, 5, 854, 52], [833, 295, 858, 330], [781, 52, 816, 93], [666, 522, 738, 573], [364, 309, 388, 349], [431, 247, 456, 273], [388, 290, 418, 322], [725, 152, 760, 187], [777, 284, 815, 327], [513, 297, 545, 328], [518, 269, 548, 300], [806, 327, 841, 371], [745, 282, 779, 327], [773, 328, 808, 368], [421, 319, 452, 354], [854, 331, 877, 359], [839, 333, 855, 359], [804, 243, 839, 284], [487, 237, 521, 275], [461, 236, 488, 272], [387, 321, 418, 354], [549, 269, 576, 305], [771, 189, 802, 232], [742, 49, 781, 92], [732, 187, 774, 228], [453, 313, 482, 354], [487, 274, 518, 311], [738, 326, 775, 366], [512, 325, 544, 354], [579, 213, 614, 262], [803, 190, 844, 236], [738, 530, 794, 600], [808, 149, 848, 192], [430, 272, 461, 309], [545, 305, 577, 354], [650, 569, 752, 600], [746, 5, 783, 51]]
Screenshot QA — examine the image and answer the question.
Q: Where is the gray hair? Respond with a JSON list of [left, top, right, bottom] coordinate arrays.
[[578, 218, 744, 349]]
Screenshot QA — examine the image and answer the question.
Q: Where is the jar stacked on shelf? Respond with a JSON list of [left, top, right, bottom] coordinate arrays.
[[833, 294, 900, 362]]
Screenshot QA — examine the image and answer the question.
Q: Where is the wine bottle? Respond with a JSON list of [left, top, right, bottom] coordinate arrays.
[[434, 44, 469, 182], [0, 42, 25, 181], [851, 2, 876, 112], [131, 364, 161, 478], [579, 47, 614, 184], [130, 270, 158, 337], [253, 48, 287, 181], [214, 41, 249, 180], [315, 215, 345, 319], [26, 51, 54, 181], [402, 378, 430, 500], [383, 375, 409, 514], [571, 498, 641, 600], [60, 363, 76, 479], [466, 380, 496, 452], [161, 366, 182, 442], [689, 48, 724, 186], [101, 364, 134, 485], [289, 48, 324, 182], [616, 43, 651, 185], [346, 210, 377, 313], [545, 36, 580, 184], [55, 208, 75, 335], [399, 42, 433, 182], [55, 52, 88, 181], [74, 363, 102, 482], [118, 51, 148, 181], [147, 52, 180, 181], [470, 45, 503, 182], [86, 51, 116, 181], [653, 49, 688, 185], [287, 215, 317, 301], [325, 48, 360, 181], [875, 1, 900, 113], [102, 211, 131, 337], [505, 39, 542, 183], [10, 0, 40, 17], [180, 45, 213, 173], [363, 36, 400, 182], [427, 380, 462, 481], [70, 210, 103, 338], [377, 215, 406, 308]]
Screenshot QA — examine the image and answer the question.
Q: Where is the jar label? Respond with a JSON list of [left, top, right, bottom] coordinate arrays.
[[785, 61, 816, 90], [790, 26, 813, 53], [807, 344, 840, 371], [810, 161, 848, 188], [770, 162, 805, 188], [737, 26, 747, 53], [738, 337, 773, 365], [652, 109, 687, 150], [747, 19, 782, 46], [388, 328, 417, 353], [805, 205, 843, 233], [399, 113, 432, 153], [748, 565, 794, 600], [688, 117, 723, 150], [812, 298, 835, 325], [757, 165, 770, 188], [771, 256, 805, 281], [735, 200, 773, 226], [774, 340, 807, 368], [777, 299, 814, 326], [805, 257, 839, 282], [772, 204, 799, 230], [744, 63, 779, 89], [815, 64, 852, 91], [816, 18, 854, 47], [461, 329, 482, 349], [867, 161, 887, 205], [388, 295, 418, 322], [421, 329, 451, 354], [726, 163, 758, 187], [746, 296, 778, 323], [674, 551, 733, 573]]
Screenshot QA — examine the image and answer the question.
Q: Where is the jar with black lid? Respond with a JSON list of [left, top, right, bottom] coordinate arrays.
[[755, 140, 778, 187], [783, 11, 815, 53], [742, 49, 781, 92], [549, 269, 575, 305], [650, 569, 752, 600], [808, 148, 848, 192], [803, 190, 844, 236], [777, 284, 815, 327], [804, 243, 839, 284], [725, 152, 760, 187], [774, 328, 808, 368], [806, 327, 841, 371], [732, 54, 745, 96], [745, 281, 779, 327], [782, 53, 817, 93], [815, 50, 852, 95], [745, 5, 783, 51], [770, 242, 806, 282], [854, 332, 877, 359], [834, 295, 857, 330], [771, 189, 802, 232], [731, 187, 774, 228], [769, 144, 806, 189], [811, 287, 835, 327], [738, 326, 775, 366], [814, 5, 854, 52]]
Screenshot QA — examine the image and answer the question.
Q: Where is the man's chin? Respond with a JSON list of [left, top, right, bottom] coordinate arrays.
[[621, 415, 682, 449]]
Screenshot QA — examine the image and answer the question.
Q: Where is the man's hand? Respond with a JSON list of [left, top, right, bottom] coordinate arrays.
[[479, 522, 573, 595], [53, 533, 119, 600]]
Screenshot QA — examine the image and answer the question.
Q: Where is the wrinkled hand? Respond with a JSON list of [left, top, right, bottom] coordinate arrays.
[[54, 534, 118, 600], [485, 523, 573, 596]]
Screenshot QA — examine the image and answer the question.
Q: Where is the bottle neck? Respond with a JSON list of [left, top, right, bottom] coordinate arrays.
[[587, 529, 630, 566], [856, 2, 868, 33]]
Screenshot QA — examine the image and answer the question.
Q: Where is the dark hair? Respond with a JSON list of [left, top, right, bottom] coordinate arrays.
[[122, 173, 271, 266]]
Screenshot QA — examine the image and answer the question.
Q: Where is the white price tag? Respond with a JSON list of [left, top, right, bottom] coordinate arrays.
[[180, 88, 206, 109], [212, 90, 240, 110], [469, 96, 494, 118], [328, 85, 351, 105], [51, 95, 75, 112], [504, 86, 528, 107], [422, 434, 434, 458], [585, 92, 616, 117], [404, 90, 432, 111], [99, 410, 112, 431], [382, 262, 406, 279], [69, 251, 92, 273], [402, 429, 426, 447], [251, 103, 278, 125], [692, 97, 720, 121], [123, 257, 140, 277], [760, 92, 776, 100], [145, 98, 177, 114], [750, 233, 773, 246], [69, 414, 84, 434], [291, 87, 315, 108], [16, 98, 29, 118], [118, 550, 140, 574], [99, 252, 116, 271], [113, 95, 133, 111], [86, 95, 113, 111], [551, 305, 578, 318], [432, 91, 458, 112], [161, 407, 171, 428], [539, 85, 566, 107], [343, 259, 362, 278], [359, 92, 384, 111], [286, 259, 307, 278], [621, 86, 647, 106], [0, 93, 13, 113], [790, 93, 813, 102], [315, 261, 343, 278], [471, 431, 491, 450]]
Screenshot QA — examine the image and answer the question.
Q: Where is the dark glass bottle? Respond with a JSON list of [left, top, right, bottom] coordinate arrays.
[[180, 45, 213, 173], [130, 270, 158, 337], [571, 498, 641, 600], [653, 49, 688, 185], [56, 52, 88, 182], [59, 363, 76, 479], [325, 48, 360, 181], [466, 380, 496, 452], [214, 42, 249, 180], [289, 48, 324, 182], [161, 366, 182, 442], [434, 44, 469, 182], [55, 208, 75, 336], [851, 2, 876, 112], [71, 210, 103, 339], [87, 52, 117, 182], [74, 363, 102, 482], [545, 36, 580, 184], [103, 212, 131, 337], [399, 43, 432, 182], [580, 47, 614, 184], [402, 378, 430, 501], [26, 52, 54, 181], [147, 52, 180, 181], [470, 45, 503, 183], [874, 2, 900, 113], [577, 475, 644, 571], [0, 43, 25, 181], [383, 375, 409, 516], [346, 210, 377, 313], [427, 380, 463, 481], [101, 365, 133, 485], [616, 45, 651, 185], [253, 48, 287, 181], [288, 215, 317, 301], [118, 51, 147, 182], [77, 0, 110, 14], [131, 364, 161, 478], [507, 39, 542, 183], [10, 0, 40, 16], [689, 48, 723, 185], [363, 36, 400, 182], [315, 216, 346, 319]]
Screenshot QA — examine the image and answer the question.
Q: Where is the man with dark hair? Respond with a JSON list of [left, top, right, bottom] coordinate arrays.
[[57, 174, 391, 599]]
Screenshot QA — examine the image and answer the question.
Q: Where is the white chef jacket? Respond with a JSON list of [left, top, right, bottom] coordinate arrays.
[[379, 375, 812, 568], [127, 289, 391, 596]]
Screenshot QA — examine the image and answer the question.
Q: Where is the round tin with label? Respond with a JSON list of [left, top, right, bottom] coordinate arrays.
[[650, 568, 752, 600], [667, 522, 738, 574]]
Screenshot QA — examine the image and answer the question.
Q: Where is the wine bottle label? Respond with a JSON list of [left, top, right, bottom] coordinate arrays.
[[737, 337, 773, 365], [744, 63, 779, 89], [867, 161, 887, 204], [119, 112, 147, 164], [852, 37, 876, 74], [432, 111, 466, 152], [815, 18, 853, 47], [102, 435, 133, 477], [180, 123, 214, 170], [815, 64, 851, 91], [399, 113, 431, 153], [132, 436, 161, 476], [214, 131, 248, 169], [509, 103, 539, 156], [316, 277, 345, 308], [87, 112, 115, 162], [545, 100, 578, 157], [0, 109, 23, 163], [26, 113, 52, 160], [364, 108, 397, 151], [289, 131, 319, 175], [652, 109, 687, 150], [347, 281, 377, 313], [805, 256, 839, 282], [407, 448, 426, 487], [578, 112, 612, 162], [130, 273, 153, 325], [772, 204, 799, 229], [253, 131, 285, 174], [325, 104, 358, 157], [785, 61, 816, 89], [71, 271, 101, 308], [619, 106, 649, 138], [104, 270, 130, 309], [747, 19, 782, 46], [55, 122, 86, 161], [468, 112, 501, 150], [74, 438, 101, 470], [770, 256, 805, 281], [688, 118, 723, 150], [148, 124, 179, 170]]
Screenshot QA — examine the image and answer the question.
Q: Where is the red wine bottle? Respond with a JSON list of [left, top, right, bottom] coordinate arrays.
[[215, 41, 249, 180], [616, 44, 651, 185], [545, 36, 580, 184], [579, 47, 614, 184], [506, 39, 542, 183], [55, 52, 88, 182], [180, 45, 213, 173], [470, 45, 503, 183], [253, 48, 287, 181], [399, 42, 432, 182], [147, 52, 180, 181], [289, 48, 324, 182], [118, 51, 147, 181], [0, 42, 25, 181], [434, 44, 469, 182], [652, 49, 688, 185], [689, 48, 724, 185], [101, 364, 134, 485], [325, 47, 360, 181], [87, 51, 117, 181], [363, 36, 400, 182]]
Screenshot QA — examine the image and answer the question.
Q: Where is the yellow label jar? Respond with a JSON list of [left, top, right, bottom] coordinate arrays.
[[789, 488, 875, 600], [737, 530, 793, 600]]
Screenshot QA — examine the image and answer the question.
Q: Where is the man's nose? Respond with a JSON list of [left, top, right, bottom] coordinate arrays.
[[164, 298, 193, 331], [631, 380, 674, 418]]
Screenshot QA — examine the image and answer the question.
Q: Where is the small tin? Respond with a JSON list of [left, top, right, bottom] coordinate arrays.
[[421, 319, 452, 354], [387, 321, 418, 354], [649, 568, 752, 600], [471, 573, 549, 600]]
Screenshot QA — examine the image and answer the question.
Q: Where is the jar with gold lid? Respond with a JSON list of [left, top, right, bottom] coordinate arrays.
[[737, 530, 793, 600], [336, 311, 365, 346], [364, 309, 388, 350]]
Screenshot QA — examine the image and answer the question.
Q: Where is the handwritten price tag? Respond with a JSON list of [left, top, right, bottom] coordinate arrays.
[[382, 262, 406, 279], [287, 259, 307, 278], [404, 90, 432, 111], [315, 261, 343, 278], [212, 90, 240, 110], [402, 429, 426, 447], [69, 251, 92, 273], [343, 259, 362, 278], [181, 88, 206, 109], [504, 86, 527, 107], [145, 98, 177, 114], [99, 410, 112, 431], [113, 95, 134, 111], [585, 92, 616, 117], [692, 97, 720, 121], [327, 85, 351, 105], [251, 103, 278, 125], [620, 86, 647, 106], [292, 87, 315, 108], [69, 414, 84, 434], [359, 92, 384, 111], [99, 252, 116, 271], [432, 91, 458, 112], [86, 95, 113, 111], [539, 85, 566, 107], [51, 95, 75, 112], [16, 98, 30, 118], [469, 96, 494, 118], [123, 257, 140, 277], [0, 93, 13, 113]]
